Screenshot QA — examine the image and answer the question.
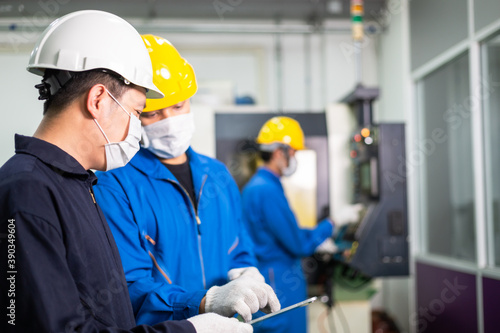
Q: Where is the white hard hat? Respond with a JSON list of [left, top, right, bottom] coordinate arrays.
[[27, 10, 163, 99]]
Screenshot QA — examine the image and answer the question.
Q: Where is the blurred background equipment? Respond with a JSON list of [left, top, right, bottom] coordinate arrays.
[[337, 84, 409, 277]]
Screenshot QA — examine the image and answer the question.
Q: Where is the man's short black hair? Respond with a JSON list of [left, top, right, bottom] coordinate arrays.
[[41, 69, 130, 115], [259, 150, 273, 162]]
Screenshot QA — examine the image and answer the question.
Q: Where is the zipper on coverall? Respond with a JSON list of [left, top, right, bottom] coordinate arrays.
[[88, 185, 122, 270], [168, 176, 208, 289]]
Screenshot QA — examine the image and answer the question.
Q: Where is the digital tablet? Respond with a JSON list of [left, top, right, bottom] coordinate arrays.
[[249, 296, 318, 325]]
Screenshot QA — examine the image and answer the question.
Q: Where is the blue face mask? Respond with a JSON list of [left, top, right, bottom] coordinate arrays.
[[93, 89, 142, 170]]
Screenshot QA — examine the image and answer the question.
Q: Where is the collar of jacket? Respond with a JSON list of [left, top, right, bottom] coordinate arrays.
[[14, 134, 96, 182], [130, 146, 210, 189], [257, 167, 282, 184]]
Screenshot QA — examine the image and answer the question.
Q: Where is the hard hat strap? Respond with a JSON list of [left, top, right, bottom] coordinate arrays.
[[259, 142, 290, 153], [35, 69, 133, 101], [35, 70, 74, 101]]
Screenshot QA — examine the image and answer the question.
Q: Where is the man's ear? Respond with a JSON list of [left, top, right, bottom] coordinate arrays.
[[86, 84, 107, 120]]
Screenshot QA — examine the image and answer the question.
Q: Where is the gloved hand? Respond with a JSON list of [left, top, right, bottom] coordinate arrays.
[[227, 266, 278, 315], [315, 237, 338, 254], [187, 313, 253, 333], [228, 266, 265, 282], [205, 274, 281, 322]]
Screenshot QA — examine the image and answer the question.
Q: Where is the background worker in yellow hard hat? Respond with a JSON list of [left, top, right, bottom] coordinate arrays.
[[94, 34, 280, 330], [241, 116, 336, 333]]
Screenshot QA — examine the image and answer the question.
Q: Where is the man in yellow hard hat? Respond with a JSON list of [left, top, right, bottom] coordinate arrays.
[[94, 35, 280, 329], [241, 116, 336, 333]]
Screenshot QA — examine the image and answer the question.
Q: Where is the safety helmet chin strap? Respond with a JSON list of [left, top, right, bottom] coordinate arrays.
[[259, 142, 290, 153], [281, 145, 291, 160]]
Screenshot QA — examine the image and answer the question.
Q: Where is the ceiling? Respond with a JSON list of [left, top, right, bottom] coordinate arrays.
[[0, 0, 387, 24]]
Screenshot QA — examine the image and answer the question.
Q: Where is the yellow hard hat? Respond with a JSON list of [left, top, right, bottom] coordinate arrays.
[[141, 34, 197, 112], [257, 116, 305, 150]]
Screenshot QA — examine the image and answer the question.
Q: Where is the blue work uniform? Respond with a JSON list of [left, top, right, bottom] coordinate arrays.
[[94, 147, 256, 325], [241, 167, 333, 333], [0, 135, 195, 333]]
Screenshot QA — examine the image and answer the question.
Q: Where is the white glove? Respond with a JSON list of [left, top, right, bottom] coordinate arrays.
[[205, 275, 281, 322], [228, 267, 265, 282], [227, 267, 278, 315], [315, 238, 338, 254], [187, 313, 253, 333]]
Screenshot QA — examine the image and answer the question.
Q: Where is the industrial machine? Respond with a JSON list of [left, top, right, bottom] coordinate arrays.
[[336, 85, 409, 277]]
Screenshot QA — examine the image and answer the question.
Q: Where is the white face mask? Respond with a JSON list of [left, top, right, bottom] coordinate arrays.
[[282, 156, 298, 177], [141, 112, 195, 159], [94, 89, 142, 171]]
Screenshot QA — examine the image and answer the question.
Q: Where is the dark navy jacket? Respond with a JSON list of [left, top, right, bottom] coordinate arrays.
[[0, 135, 196, 333]]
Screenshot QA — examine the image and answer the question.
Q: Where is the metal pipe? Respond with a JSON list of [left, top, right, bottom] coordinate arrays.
[[0, 19, 353, 35], [354, 40, 363, 84], [351, 0, 364, 85]]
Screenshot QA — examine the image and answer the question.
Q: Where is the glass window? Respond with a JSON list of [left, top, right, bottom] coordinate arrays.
[[483, 33, 500, 267], [419, 53, 475, 262]]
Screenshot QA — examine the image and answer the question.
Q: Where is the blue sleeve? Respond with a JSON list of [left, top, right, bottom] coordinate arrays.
[[93, 181, 206, 324], [213, 167, 257, 270], [230, 222, 257, 269], [261, 186, 333, 257]]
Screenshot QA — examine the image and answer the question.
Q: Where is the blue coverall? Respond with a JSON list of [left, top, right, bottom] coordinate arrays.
[[94, 147, 256, 325], [241, 167, 333, 333], [0, 135, 195, 333]]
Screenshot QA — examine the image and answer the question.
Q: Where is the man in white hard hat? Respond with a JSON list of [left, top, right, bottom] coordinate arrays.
[[0, 11, 251, 333]]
